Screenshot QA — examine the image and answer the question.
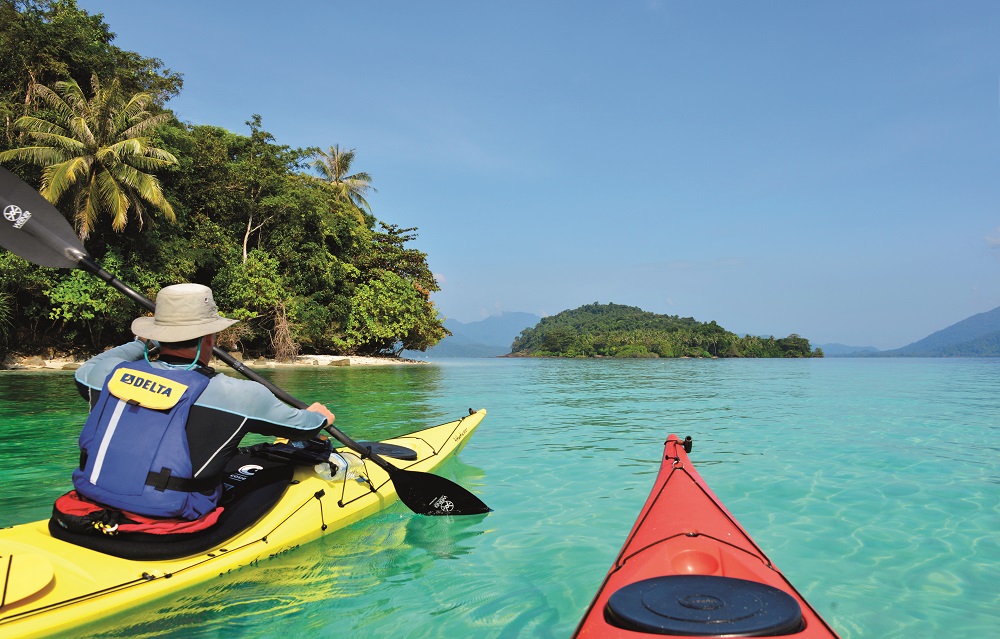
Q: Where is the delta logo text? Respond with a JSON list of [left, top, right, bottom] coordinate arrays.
[[3, 204, 31, 229], [119, 372, 174, 396]]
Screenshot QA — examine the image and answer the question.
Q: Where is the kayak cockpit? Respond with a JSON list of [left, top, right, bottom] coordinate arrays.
[[47, 453, 293, 561], [45, 436, 419, 562]]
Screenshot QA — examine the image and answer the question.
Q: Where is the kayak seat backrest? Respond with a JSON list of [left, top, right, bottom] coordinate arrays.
[[48, 454, 293, 561]]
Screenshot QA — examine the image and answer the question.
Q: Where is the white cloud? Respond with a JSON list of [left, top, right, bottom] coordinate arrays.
[[987, 228, 1000, 249]]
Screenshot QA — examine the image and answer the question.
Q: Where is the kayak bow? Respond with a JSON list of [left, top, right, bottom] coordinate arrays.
[[573, 434, 840, 638], [0, 409, 486, 639]]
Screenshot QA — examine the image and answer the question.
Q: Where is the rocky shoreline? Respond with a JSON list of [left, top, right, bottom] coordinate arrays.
[[1, 352, 425, 371]]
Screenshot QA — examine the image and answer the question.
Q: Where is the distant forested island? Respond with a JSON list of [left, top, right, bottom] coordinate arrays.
[[509, 303, 821, 358]]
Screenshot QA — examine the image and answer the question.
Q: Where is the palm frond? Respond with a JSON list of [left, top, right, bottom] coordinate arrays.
[[13, 115, 69, 137], [54, 79, 89, 118], [77, 179, 100, 239], [43, 157, 91, 202], [310, 156, 334, 181], [121, 112, 172, 139], [93, 168, 130, 231], [106, 137, 176, 169], [102, 154, 141, 190], [106, 138, 144, 160], [0, 146, 67, 166], [118, 91, 154, 124], [25, 132, 85, 154], [130, 171, 176, 220], [141, 146, 179, 164], [67, 115, 95, 149], [29, 84, 75, 123], [351, 193, 373, 214], [125, 154, 177, 173]]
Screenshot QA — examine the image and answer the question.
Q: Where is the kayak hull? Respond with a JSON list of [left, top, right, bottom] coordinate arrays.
[[0, 409, 486, 639], [573, 434, 840, 638]]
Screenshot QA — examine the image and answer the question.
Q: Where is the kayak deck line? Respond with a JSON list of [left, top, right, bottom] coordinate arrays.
[[0, 409, 487, 639], [573, 434, 841, 638]]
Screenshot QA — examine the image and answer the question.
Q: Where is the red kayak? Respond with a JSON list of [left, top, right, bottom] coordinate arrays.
[[573, 435, 840, 638]]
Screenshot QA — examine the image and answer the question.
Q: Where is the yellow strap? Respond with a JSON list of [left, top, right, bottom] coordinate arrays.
[[107, 368, 188, 410]]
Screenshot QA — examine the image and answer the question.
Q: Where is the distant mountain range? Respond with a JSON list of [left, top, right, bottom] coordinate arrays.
[[822, 305, 1000, 357], [816, 343, 881, 356], [404, 312, 542, 359]]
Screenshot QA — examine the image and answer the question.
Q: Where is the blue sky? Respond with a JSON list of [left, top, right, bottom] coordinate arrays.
[[79, 1, 1000, 349]]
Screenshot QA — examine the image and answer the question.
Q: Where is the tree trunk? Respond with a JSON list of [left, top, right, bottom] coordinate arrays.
[[242, 214, 252, 263], [272, 303, 299, 362]]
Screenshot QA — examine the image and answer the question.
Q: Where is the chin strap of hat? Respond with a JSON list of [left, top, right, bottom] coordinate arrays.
[[185, 340, 202, 370], [142, 338, 201, 370]]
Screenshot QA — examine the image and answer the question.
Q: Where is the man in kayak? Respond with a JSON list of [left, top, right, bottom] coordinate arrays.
[[71, 283, 336, 521]]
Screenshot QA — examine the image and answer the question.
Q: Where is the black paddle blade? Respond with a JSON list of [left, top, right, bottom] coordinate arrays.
[[389, 466, 491, 516], [0, 167, 88, 268]]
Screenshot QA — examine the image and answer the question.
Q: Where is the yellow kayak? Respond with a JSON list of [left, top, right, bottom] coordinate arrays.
[[0, 409, 486, 639]]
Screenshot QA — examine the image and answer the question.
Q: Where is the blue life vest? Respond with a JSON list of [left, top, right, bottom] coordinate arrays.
[[72, 361, 217, 519]]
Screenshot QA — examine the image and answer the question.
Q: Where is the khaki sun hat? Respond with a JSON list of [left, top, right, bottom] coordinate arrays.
[[131, 283, 238, 343]]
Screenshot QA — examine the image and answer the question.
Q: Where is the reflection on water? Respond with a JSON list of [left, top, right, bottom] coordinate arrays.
[[2, 358, 998, 638]]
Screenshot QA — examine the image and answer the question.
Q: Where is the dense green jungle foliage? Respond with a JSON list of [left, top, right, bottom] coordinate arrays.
[[510, 303, 821, 358], [0, 0, 446, 360]]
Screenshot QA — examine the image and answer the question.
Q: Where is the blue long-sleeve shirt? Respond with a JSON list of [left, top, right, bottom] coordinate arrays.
[[75, 340, 326, 480]]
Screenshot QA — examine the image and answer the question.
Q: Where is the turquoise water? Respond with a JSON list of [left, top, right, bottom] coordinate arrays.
[[0, 358, 997, 638]]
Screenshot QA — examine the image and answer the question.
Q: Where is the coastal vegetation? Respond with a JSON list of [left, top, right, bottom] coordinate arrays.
[[0, 0, 446, 360], [510, 303, 822, 358]]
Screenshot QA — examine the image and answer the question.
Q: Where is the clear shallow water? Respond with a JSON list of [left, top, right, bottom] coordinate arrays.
[[0, 358, 997, 638]]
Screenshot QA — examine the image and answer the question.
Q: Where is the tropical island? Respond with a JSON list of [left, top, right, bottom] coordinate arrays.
[[0, 1, 445, 364], [509, 303, 821, 358]]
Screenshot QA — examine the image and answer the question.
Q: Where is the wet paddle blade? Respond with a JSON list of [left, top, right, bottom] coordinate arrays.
[[390, 466, 491, 516], [0, 167, 88, 268]]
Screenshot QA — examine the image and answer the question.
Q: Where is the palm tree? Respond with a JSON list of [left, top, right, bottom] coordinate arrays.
[[310, 144, 376, 215], [0, 75, 178, 240]]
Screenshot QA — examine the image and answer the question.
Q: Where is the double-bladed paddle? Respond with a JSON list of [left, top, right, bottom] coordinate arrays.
[[0, 166, 489, 516]]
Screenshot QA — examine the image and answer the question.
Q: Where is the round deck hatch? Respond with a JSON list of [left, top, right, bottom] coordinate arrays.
[[604, 575, 804, 636]]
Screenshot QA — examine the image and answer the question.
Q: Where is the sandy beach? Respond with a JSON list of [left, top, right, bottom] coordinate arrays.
[[2, 352, 425, 371]]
